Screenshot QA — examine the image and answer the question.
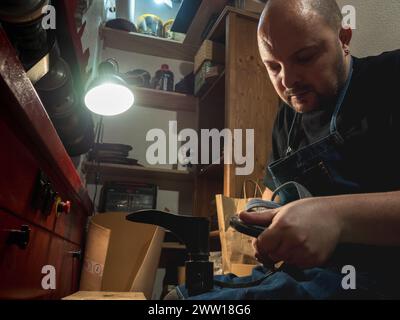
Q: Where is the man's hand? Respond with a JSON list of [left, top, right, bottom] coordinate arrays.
[[239, 198, 343, 269]]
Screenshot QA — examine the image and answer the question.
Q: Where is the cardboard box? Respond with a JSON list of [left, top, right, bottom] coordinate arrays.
[[79, 212, 165, 300], [231, 264, 255, 277], [63, 291, 146, 300], [194, 40, 225, 74]]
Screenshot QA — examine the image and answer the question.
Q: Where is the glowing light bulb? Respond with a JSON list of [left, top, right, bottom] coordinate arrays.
[[84, 83, 134, 116]]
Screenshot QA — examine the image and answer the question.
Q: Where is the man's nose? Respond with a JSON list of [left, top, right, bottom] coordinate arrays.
[[281, 66, 300, 89]]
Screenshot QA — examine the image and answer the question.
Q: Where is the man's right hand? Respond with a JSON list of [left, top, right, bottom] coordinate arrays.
[[239, 197, 342, 269]]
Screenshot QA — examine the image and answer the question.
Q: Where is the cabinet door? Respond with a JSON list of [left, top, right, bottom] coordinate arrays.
[[0, 211, 52, 299]]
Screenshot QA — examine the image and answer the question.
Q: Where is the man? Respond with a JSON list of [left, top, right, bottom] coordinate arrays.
[[168, 0, 400, 299]]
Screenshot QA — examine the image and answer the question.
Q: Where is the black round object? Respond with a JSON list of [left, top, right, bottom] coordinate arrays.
[[34, 43, 94, 157], [124, 69, 151, 87], [0, 0, 48, 23], [105, 18, 137, 32], [64, 112, 95, 157], [35, 56, 74, 107], [1, 13, 53, 69]]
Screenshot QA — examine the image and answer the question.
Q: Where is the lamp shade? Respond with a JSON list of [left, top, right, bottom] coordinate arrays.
[[84, 60, 134, 116]]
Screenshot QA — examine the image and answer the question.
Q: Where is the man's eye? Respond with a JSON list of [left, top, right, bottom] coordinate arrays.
[[267, 64, 281, 74], [296, 54, 315, 64]]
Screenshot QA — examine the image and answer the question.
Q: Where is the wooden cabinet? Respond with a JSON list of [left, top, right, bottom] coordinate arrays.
[[193, 7, 279, 218], [0, 29, 92, 300]]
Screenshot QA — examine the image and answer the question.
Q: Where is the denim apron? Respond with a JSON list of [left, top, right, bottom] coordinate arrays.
[[176, 59, 400, 299]]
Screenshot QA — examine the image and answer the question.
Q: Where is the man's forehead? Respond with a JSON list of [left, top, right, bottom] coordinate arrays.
[[258, 13, 328, 59], [259, 29, 317, 53]]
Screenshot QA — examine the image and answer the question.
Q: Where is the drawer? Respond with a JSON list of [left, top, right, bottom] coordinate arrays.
[[0, 210, 82, 299], [0, 210, 52, 299], [0, 119, 56, 232], [0, 118, 89, 245], [46, 237, 82, 299]]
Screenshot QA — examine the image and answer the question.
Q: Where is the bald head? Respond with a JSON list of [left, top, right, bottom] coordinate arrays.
[[260, 0, 342, 33], [256, 0, 352, 113]]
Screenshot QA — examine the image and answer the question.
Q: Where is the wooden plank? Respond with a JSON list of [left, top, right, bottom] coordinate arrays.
[[131, 86, 197, 113], [162, 242, 186, 250], [224, 12, 238, 197], [100, 25, 198, 62], [183, 0, 229, 47], [63, 291, 146, 300], [193, 174, 223, 218], [83, 161, 194, 191], [224, 12, 279, 197]]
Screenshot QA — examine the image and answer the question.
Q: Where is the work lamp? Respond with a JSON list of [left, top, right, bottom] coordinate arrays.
[[84, 59, 134, 116]]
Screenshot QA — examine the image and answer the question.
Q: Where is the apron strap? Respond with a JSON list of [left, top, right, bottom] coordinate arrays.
[[330, 57, 354, 133]]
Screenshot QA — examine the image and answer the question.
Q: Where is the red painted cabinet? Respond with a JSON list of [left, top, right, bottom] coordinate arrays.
[[0, 29, 92, 300]]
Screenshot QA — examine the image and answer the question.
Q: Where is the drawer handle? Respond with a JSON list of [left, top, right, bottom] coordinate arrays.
[[5, 225, 31, 249], [68, 250, 82, 260]]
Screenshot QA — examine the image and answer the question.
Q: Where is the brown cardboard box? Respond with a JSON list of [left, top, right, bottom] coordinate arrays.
[[194, 40, 225, 74], [79, 212, 165, 300]]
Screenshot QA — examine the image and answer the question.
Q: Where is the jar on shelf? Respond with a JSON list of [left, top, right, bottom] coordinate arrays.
[[152, 64, 174, 92]]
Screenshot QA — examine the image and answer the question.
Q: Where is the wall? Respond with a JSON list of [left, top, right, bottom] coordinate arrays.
[[338, 1, 399, 57]]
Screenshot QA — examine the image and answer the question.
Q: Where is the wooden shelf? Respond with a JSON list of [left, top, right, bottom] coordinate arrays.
[[207, 6, 260, 42], [100, 25, 198, 62], [83, 161, 194, 191], [131, 86, 197, 113], [162, 242, 186, 250]]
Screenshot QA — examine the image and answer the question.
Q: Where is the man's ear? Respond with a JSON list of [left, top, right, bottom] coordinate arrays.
[[339, 27, 353, 55]]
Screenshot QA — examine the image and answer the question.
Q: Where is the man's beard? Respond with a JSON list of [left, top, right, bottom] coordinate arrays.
[[318, 51, 348, 109], [286, 50, 348, 111]]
